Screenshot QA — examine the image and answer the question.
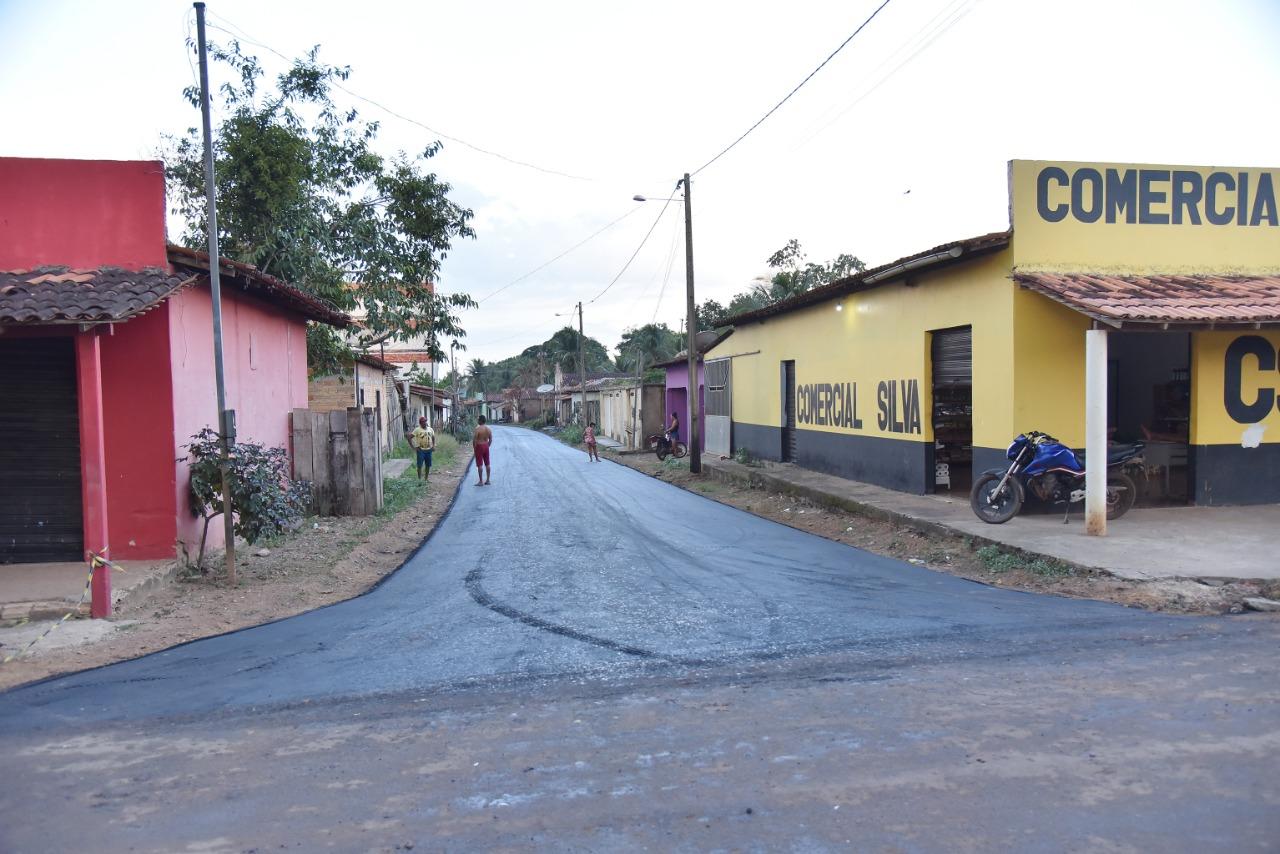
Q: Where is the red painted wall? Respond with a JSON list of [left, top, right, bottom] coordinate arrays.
[[0, 158, 167, 270], [100, 309, 179, 559], [168, 284, 309, 554]]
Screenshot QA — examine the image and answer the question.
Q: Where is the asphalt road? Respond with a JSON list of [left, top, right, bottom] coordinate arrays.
[[1, 426, 1276, 852]]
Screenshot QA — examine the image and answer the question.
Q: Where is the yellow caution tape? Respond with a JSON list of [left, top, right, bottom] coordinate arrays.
[[1, 551, 121, 665]]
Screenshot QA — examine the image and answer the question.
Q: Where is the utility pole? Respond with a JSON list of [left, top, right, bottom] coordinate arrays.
[[194, 2, 236, 584], [576, 302, 588, 425], [682, 173, 701, 474], [451, 342, 459, 435]]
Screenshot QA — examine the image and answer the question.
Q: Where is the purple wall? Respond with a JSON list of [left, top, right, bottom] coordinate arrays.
[[664, 361, 706, 451]]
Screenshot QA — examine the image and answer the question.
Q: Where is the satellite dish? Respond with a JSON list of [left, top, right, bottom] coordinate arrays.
[[536, 383, 554, 394]]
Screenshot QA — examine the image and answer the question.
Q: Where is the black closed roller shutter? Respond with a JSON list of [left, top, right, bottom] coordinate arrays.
[[0, 338, 84, 563], [931, 326, 972, 386]]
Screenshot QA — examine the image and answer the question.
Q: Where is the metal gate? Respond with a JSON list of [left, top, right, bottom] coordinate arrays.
[[0, 338, 84, 563], [781, 360, 797, 463], [705, 358, 731, 457]]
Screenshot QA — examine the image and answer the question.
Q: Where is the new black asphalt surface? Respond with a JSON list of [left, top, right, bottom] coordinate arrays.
[[2, 426, 1277, 851], [0, 426, 1198, 730]]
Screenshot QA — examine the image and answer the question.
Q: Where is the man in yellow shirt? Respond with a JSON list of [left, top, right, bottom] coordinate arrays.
[[410, 416, 436, 480]]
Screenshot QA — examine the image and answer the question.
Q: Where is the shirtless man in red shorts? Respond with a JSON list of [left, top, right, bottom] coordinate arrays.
[[473, 415, 493, 485]]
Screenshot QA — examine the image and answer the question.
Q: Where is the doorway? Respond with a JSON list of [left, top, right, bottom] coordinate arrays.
[[1109, 332, 1191, 505], [930, 326, 973, 494], [781, 361, 796, 462]]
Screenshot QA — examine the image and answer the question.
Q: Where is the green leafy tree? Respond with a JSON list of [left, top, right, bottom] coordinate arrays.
[[616, 323, 682, 372], [542, 326, 613, 375], [696, 299, 730, 330], [166, 41, 477, 376], [762, 238, 866, 300]]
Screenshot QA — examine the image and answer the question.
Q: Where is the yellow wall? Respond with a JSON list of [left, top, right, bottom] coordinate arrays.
[[1191, 330, 1280, 445], [714, 250, 1019, 450], [1010, 160, 1280, 273], [1010, 286, 1091, 446]]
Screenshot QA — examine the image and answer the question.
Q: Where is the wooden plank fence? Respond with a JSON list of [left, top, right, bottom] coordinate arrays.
[[291, 407, 383, 516]]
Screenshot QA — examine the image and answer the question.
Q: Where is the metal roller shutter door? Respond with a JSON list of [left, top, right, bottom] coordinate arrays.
[[0, 338, 84, 563], [931, 327, 972, 385]]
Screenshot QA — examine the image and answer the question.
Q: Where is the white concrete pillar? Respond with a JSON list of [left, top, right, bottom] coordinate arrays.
[[1085, 328, 1109, 536]]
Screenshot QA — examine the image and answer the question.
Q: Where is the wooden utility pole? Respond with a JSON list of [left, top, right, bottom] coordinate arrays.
[[576, 302, 588, 425], [683, 173, 701, 474]]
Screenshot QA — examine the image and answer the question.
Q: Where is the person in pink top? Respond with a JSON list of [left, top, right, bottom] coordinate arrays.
[[584, 421, 600, 462]]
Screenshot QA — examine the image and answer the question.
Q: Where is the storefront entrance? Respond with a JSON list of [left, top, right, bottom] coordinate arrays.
[[930, 327, 973, 494], [1109, 331, 1191, 505]]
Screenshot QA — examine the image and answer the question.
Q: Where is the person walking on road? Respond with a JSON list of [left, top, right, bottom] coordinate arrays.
[[410, 416, 435, 480], [473, 415, 493, 485], [584, 421, 600, 462]]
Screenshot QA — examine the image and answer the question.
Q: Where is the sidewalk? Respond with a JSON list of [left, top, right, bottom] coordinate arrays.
[[704, 458, 1279, 582], [0, 558, 176, 622]]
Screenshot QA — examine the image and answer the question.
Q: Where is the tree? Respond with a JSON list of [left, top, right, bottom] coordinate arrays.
[[466, 358, 488, 394], [714, 240, 867, 323], [166, 41, 477, 376], [696, 299, 729, 331], [542, 326, 613, 375], [616, 323, 682, 372]]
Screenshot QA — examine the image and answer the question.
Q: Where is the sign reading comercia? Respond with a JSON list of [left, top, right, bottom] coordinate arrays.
[[1035, 165, 1279, 227]]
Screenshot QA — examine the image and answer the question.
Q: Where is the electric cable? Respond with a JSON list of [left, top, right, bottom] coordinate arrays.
[[203, 13, 591, 181], [588, 191, 676, 304], [690, 0, 894, 177]]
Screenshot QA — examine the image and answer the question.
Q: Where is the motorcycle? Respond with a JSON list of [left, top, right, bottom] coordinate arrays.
[[970, 431, 1143, 524], [647, 432, 688, 461]]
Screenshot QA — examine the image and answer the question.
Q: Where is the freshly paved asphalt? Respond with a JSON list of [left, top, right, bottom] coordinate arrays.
[[1, 426, 1276, 851]]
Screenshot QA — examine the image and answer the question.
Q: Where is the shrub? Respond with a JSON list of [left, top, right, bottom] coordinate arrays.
[[562, 424, 585, 445], [183, 428, 309, 572], [388, 436, 414, 460], [434, 432, 460, 466], [733, 447, 760, 467]]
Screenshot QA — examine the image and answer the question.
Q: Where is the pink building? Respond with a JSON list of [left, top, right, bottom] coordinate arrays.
[[0, 158, 348, 603]]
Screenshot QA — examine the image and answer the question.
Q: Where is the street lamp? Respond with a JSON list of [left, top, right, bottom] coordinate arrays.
[[635, 174, 701, 474]]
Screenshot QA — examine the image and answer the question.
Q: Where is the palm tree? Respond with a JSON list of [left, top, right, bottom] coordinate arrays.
[[466, 358, 487, 394]]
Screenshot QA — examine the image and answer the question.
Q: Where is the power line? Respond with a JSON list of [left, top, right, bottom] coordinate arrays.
[[691, 0, 894, 177], [477, 207, 642, 303], [588, 192, 677, 304], [203, 13, 592, 181]]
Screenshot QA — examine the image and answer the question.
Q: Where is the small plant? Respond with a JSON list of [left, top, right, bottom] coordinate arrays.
[[662, 456, 687, 471], [732, 447, 760, 467], [381, 466, 426, 516], [184, 428, 310, 572], [562, 424, 585, 445], [434, 432, 460, 467], [388, 436, 414, 460], [976, 544, 1022, 573]]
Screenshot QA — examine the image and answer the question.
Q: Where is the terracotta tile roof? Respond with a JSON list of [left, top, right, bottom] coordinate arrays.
[[167, 245, 350, 327], [1013, 271, 1280, 327], [379, 350, 436, 364], [0, 266, 196, 325], [725, 231, 1011, 326]]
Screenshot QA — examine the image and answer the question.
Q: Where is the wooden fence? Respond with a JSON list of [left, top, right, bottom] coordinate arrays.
[[291, 408, 383, 516]]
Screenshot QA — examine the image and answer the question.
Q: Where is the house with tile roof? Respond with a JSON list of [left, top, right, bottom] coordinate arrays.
[[703, 159, 1280, 524], [0, 157, 349, 607]]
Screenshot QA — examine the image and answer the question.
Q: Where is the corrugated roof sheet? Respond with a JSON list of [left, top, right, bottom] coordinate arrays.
[[0, 267, 195, 325], [1013, 271, 1280, 327]]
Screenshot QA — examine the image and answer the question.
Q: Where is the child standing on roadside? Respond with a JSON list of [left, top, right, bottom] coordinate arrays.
[[584, 422, 600, 462]]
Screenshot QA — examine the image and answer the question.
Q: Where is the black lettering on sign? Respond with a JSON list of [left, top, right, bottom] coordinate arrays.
[[1035, 166, 1279, 227], [797, 382, 862, 428], [876, 379, 922, 435], [1224, 335, 1278, 423]]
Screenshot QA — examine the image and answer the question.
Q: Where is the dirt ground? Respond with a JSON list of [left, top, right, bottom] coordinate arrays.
[[0, 451, 472, 691], [605, 447, 1280, 617]]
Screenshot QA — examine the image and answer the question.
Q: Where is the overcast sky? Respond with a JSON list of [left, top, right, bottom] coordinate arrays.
[[3, 0, 1278, 364]]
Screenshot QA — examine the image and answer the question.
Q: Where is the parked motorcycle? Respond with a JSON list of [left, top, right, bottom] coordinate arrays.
[[970, 431, 1143, 524], [647, 433, 688, 461]]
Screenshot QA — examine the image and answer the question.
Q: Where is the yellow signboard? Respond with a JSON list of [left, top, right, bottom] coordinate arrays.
[[1009, 160, 1280, 272]]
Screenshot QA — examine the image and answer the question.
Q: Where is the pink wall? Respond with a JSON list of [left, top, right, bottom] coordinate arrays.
[[100, 309, 179, 559], [168, 284, 309, 553], [0, 158, 167, 270]]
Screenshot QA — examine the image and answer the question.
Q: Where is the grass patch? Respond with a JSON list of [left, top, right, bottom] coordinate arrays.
[[388, 437, 414, 460], [380, 466, 427, 516], [976, 544, 1075, 577], [433, 433, 460, 468]]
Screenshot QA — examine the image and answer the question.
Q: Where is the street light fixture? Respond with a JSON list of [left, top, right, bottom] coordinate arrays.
[[635, 175, 701, 474]]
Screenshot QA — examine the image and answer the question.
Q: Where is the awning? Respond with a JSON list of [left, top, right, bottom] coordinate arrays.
[[1013, 271, 1280, 329]]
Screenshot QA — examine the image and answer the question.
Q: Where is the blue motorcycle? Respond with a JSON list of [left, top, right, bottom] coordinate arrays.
[[970, 431, 1143, 524]]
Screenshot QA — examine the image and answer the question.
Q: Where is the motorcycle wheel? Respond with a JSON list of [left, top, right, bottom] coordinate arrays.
[[673, 442, 688, 459], [1105, 471, 1137, 520], [655, 445, 669, 461], [970, 473, 1024, 524]]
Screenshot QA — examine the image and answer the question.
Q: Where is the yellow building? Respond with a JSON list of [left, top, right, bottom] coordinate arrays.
[[709, 159, 1280, 506]]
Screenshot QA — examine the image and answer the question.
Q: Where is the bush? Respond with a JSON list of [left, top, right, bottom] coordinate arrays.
[[733, 447, 760, 467], [388, 436, 414, 460], [561, 424, 584, 445], [183, 428, 309, 572], [434, 432, 460, 466], [522, 414, 549, 430], [976, 544, 1075, 577]]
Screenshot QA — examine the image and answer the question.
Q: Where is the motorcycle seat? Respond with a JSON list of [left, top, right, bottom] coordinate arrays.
[[1076, 442, 1145, 466]]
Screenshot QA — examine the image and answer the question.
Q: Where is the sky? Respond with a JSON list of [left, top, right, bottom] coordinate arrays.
[[2, 0, 1279, 365]]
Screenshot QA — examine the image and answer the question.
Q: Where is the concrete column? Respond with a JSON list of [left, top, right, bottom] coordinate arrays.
[[1085, 328, 1108, 536], [75, 331, 112, 617]]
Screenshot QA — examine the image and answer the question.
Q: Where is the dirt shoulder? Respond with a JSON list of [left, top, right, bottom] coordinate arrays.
[[603, 446, 1280, 616], [0, 450, 472, 692]]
